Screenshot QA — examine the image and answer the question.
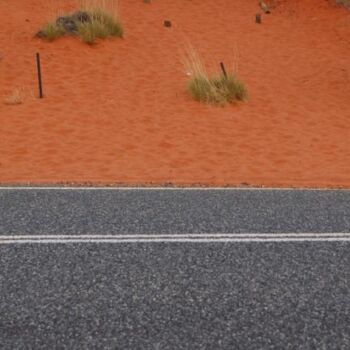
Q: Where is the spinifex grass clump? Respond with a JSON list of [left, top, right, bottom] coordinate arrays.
[[189, 73, 247, 105], [37, 5, 123, 44], [38, 22, 66, 41], [184, 47, 247, 105], [77, 9, 123, 44]]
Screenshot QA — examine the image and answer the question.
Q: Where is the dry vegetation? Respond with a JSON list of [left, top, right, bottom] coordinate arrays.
[[37, 0, 123, 44], [183, 46, 247, 105], [35, 1, 248, 106], [335, 0, 350, 8], [3, 88, 24, 105]]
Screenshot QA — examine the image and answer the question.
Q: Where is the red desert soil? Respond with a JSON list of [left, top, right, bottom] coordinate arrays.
[[0, 0, 349, 187]]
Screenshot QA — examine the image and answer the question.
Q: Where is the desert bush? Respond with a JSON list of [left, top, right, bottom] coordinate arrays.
[[188, 73, 247, 105], [184, 46, 247, 105], [37, 22, 66, 41], [37, 5, 123, 44], [77, 9, 123, 44]]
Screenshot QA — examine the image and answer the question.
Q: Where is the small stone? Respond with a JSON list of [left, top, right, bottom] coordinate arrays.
[[35, 30, 45, 38], [256, 13, 261, 23], [164, 20, 172, 27], [56, 16, 78, 33]]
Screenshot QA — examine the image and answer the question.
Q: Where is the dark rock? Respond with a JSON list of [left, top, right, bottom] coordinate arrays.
[[71, 11, 91, 23], [164, 20, 172, 27], [35, 30, 45, 38], [56, 16, 77, 33]]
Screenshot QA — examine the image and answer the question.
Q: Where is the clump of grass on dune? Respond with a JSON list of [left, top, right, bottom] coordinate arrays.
[[189, 74, 247, 105], [37, 0, 123, 44], [77, 9, 123, 44], [37, 22, 66, 41], [184, 46, 247, 106], [336, 0, 350, 8]]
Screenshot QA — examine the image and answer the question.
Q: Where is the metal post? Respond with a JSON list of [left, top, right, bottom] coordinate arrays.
[[220, 62, 227, 78], [36, 53, 43, 98]]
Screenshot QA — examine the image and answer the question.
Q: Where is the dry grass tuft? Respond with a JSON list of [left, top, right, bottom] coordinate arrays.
[[78, 0, 119, 14], [37, 22, 66, 41], [77, 8, 123, 44], [37, 0, 123, 44], [183, 46, 247, 106], [335, 0, 350, 8], [4, 88, 25, 105]]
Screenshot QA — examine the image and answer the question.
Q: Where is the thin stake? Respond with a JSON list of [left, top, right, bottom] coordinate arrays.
[[220, 62, 227, 78], [36, 52, 43, 98]]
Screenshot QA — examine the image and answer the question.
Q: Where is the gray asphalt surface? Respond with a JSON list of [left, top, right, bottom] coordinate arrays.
[[1, 188, 350, 349], [1, 188, 350, 234]]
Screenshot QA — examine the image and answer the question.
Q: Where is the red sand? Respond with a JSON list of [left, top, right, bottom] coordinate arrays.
[[1, 0, 350, 187]]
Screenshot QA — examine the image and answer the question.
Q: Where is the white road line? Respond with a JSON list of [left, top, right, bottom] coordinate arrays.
[[1, 233, 350, 244], [0, 187, 347, 191]]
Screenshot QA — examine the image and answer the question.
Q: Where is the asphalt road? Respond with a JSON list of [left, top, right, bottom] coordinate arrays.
[[1, 188, 350, 234], [0, 188, 350, 349]]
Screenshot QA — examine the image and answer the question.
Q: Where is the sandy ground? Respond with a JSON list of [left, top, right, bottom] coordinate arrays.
[[0, 0, 349, 187]]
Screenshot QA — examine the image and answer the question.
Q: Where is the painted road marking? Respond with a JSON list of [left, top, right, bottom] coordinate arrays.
[[1, 233, 350, 244]]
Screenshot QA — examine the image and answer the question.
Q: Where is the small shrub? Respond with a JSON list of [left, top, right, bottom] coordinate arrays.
[[77, 9, 123, 44], [37, 7, 123, 44], [188, 73, 247, 105], [91, 9, 123, 37], [188, 75, 216, 103], [183, 45, 247, 105], [37, 22, 66, 41], [211, 74, 247, 102], [77, 21, 99, 44]]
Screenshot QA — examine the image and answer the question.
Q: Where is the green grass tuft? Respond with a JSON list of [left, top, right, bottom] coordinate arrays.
[[77, 9, 123, 44], [37, 8, 123, 44], [38, 22, 66, 41], [76, 22, 98, 44], [91, 9, 123, 37], [188, 73, 247, 105], [183, 45, 247, 106]]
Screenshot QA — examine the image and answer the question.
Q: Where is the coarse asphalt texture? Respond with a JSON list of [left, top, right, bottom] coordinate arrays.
[[0, 188, 350, 349]]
